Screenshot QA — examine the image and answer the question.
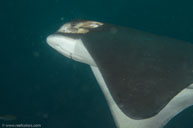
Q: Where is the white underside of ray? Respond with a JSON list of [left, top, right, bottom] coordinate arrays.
[[47, 35, 96, 66], [47, 35, 193, 128]]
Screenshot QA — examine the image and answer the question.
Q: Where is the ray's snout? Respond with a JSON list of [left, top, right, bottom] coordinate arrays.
[[46, 32, 96, 66], [46, 34, 56, 46], [46, 34, 77, 58]]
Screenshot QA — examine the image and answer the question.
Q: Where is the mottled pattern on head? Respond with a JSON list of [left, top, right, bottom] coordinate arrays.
[[58, 21, 104, 34]]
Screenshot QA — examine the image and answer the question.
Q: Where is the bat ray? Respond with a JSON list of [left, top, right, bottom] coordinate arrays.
[[46, 20, 193, 128]]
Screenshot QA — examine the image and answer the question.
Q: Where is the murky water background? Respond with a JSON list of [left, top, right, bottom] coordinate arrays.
[[0, 0, 193, 128]]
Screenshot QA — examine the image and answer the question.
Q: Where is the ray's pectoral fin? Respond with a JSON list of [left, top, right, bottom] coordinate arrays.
[[90, 65, 193, 128], [47, 20, 193, 128]]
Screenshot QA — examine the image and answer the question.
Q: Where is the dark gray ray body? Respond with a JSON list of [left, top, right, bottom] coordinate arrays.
[[79, 24, 193, 119]]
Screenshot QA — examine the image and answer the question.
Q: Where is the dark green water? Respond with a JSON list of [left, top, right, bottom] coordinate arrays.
[[0, 0, 193, 128]]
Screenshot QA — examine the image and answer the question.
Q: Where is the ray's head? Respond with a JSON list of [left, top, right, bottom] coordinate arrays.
[[46, 20, 103, 56], [46, 20, 103, 65]]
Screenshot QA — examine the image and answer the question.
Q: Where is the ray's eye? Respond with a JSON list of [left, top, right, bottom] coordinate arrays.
[[70, 28, 79, 32]]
